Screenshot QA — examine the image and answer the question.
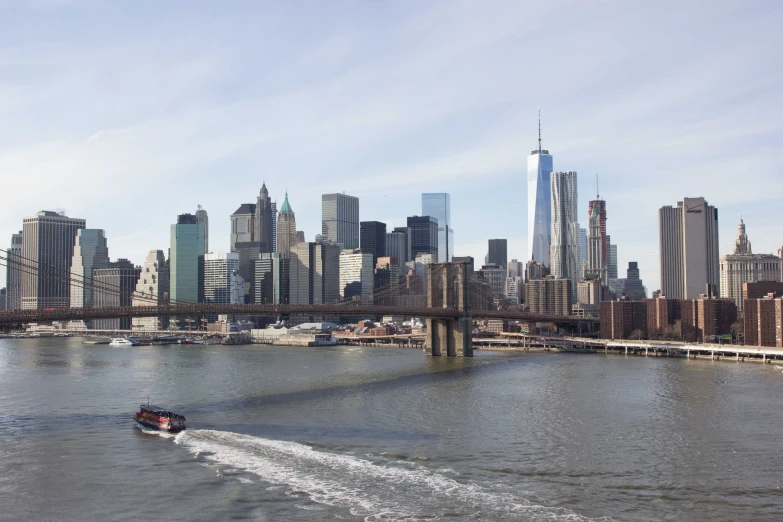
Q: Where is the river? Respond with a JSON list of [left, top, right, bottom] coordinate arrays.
[[0, 337, 781, 521]]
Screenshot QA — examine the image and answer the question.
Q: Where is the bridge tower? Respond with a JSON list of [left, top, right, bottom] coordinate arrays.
[[425, 262, 472, 357]]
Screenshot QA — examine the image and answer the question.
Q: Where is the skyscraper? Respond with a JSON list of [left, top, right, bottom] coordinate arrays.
[[360, 221, 387, 265], [93, 259, 140, 331], [421, 193, 453, 262], [550, 171, 580, 296], [622, 262, 646, 300], [271, 201, 278, 253], [21, 210, 86, 310], [607, 238, 618, 280], [196, 205, 209, 254], [407, 216, 438, 259], [5, 232, 22, 310], [487, 239, 508, 270], [256, 183, 274, 254], [659, 197, 719, 299], [578, 228, 587, 281], [289, 241, 340, 305], [70, 229, 110, 309], [527, 113, 553, 266], [204, 253, 243, 306], [276, 192, 297, 258], [170, 213, 205, 304], [132, 250, 170, 331], [339, 250, 374, 304], [386, 228, 410, 278], [719, 216, 781, 312], [255, 252, 289, 304], [322, 193, 359, 249], [587, 199, 608, 283]]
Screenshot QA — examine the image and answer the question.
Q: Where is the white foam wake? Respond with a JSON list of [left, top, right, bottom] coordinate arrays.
[[174, 429, 606, 521]]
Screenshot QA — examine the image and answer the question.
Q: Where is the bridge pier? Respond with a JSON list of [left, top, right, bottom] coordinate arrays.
[[425, 262, 472, 357]]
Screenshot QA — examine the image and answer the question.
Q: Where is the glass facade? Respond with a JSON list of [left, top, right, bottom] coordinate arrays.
[[421, 193, 452, 262], [170, 215, 205, 304], [550, 171, 580, 297], [527, 151, 553, 266], [322, 193, 360, 249]]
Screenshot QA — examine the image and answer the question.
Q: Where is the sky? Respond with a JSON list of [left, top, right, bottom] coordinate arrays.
[[1, 0, 782, 293]]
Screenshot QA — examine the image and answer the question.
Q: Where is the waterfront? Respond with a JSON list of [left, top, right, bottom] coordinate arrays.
[[1, 338, 781, 521]]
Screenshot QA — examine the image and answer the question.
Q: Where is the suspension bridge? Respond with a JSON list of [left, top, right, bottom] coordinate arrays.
[[0, 247, 597, 356]]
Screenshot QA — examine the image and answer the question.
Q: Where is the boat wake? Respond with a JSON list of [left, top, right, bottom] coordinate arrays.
[[174, 429, 607, 521], [138, 426, 177, 439]]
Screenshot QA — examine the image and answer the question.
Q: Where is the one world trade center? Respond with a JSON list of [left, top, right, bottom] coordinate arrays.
[[527, 113, 553, 266]]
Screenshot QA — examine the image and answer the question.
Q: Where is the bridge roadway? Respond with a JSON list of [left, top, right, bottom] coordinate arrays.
[[0, 303, 598, 327]]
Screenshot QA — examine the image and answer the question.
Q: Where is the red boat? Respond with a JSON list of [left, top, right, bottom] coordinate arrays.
[[133, 404, 187, 432]]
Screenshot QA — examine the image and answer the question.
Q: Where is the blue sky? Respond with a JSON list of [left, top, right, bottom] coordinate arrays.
[[1, 0, 782, 292]]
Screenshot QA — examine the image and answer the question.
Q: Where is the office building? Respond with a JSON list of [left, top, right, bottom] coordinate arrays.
[[525, 277, 572, 316], [504, 276, 523, 305], [255, 183, 275, 254], [196, 205, 209, 254], [5, 232, 22, 310], [289, 241, 340, 305], [204, 253, 243, 306], [525, 260, 549, 283], [322, 193, 359, 249], [550, 171, 580, 297], [577, 279, 602, 305], [508, 259, 524, 278], [622, 262, 646, 300], [255, 252, 289, 305], [407, 216, 438, 260], [271, 201, 277, 253], [21, 210, 86, 310], [93, 259, 140, 331], [659, 197, 720, 299], [170, 213, 205, 304], [276, 192, 298, 258], [587, 198, 608, 284], [744, 295, 783, 347], [578, 228, 587, 281], [230, 203, 256, 252], [452, 256, 476, 273], [339, 250, 374, 304], [421, 193, 453, 262], [69, 229, 110, 310], [480, 264, 506, 298], [487, 239, 508, 271], [387, 227, 411, 278], [132, 250, 170, 331], [719, 217, 781, 312], [527, 113, 553, 266], [607, 238, 618, 280], [0, 288, 5, 311], [360, 221, 387, 265]]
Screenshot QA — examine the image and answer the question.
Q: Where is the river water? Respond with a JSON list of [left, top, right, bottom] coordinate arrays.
[[0, 338, 781, 521]]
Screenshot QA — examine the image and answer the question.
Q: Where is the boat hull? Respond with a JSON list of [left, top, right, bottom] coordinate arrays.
[[134, 418, 186, 433]]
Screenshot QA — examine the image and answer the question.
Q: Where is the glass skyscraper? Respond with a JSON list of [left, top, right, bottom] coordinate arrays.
[[421, 193, 452, 262], [527, 117, 553, 266], [550, 171, 580, 297], [322, 193, 360, 249], [170, 213, 205, 304]]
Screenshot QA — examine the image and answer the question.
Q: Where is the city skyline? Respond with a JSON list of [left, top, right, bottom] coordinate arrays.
[[1, 2, 782, 294]]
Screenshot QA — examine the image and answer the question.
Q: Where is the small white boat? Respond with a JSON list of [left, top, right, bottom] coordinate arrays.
[[109, 337, 139, 346]]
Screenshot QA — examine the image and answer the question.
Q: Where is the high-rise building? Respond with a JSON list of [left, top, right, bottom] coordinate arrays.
[[659, 197, 720, 299], [271, 201, 278, 253], [360, 221, 387, 265], [744, 295, 783, 347], [340, 250, 374, 304], [719, 216, 781, 312], [170, 213, 205, 304], [0, 288, 5, 311], [203, 253, 243, 306], [374, 256, 400, 301], [508, 259, 524, 279], [487, 239, 508, 271], [578, 228, 587, 281], [479, 264, 506, 298], [525, 259, 549, 283], [132, 250, 170, 331], [69, 229, 110, 310], [407, 216, 438, 260], [5, 232, 22, 310], [681, 296, 737, 343], [196, 205, 209, 254], [21, 210, 86, 310], [93, 259, 140, 331], [256, 183, 274, 254], [230, 203, 256, 252], [421, 193, 453, 262], [607, 239, 618, 280], [255, 252, 289, 304], [525, 276, 572, 316], [550, 171, 580, 297], [322, 193, 359, 249], [599, 300, 648, 340], [527, 113, 553, 266], [587, 198, 608, 284], [276, 192, 297, 258], [289, 241, 341, 305], [623, 262, 646, 300], [386, 228, 410, 279], [504, 276, 523, 305], [296, 231, 305, 244]]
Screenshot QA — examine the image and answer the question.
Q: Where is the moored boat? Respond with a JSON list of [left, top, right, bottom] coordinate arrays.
[[110, 337, 139, 346], [133, 404, 187, 432]]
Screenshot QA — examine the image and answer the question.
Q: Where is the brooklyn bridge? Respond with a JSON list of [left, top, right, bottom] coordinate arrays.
[[0, 251, 597, 357]]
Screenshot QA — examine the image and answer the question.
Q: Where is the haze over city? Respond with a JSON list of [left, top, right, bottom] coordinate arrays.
[[2, 0, 782, 294]]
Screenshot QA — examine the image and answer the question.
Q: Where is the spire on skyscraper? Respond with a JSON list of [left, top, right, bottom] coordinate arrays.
[[538, 108, 542, 153]]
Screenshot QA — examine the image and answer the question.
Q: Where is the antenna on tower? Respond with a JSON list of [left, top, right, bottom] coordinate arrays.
[[537, 108, 542, 153], [596, 174, 600, 199]]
